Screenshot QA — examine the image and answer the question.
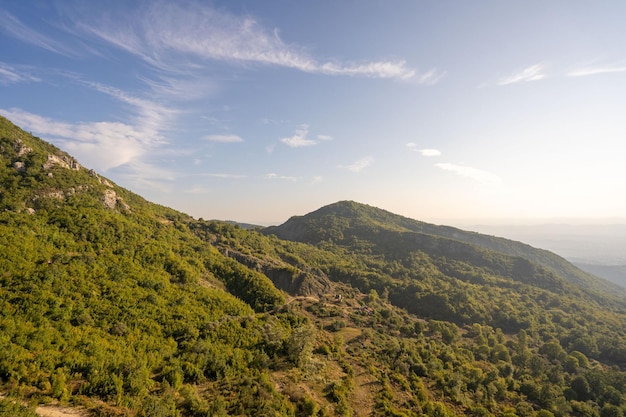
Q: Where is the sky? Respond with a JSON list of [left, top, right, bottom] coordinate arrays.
[[1, 1, 626, 225]]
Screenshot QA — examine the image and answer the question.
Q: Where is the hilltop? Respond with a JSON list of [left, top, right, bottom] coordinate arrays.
[[1, 115, 625, 417]]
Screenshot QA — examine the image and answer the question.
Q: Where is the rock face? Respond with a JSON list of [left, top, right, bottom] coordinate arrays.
[[43, 154, 81, 171], [103, 189, 118, 210], [102, 188, 131, 212], [13, 161, 26, 172], [13, 139, 32, 157]]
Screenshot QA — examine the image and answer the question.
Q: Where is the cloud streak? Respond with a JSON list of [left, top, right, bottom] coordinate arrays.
[[280, 125, 332, 148], [1, 108, 152, 172], [265, 173, 297, 181], [567, 66, 626, 77], [498, 64, 545, 85], [0, 63, 40, 84], [339, 157, 374, 173], [435, 162, 501, 186], [79, 80, 176, 141], [406, 143, 441, 156], [0, 10, 77, 56], [205, 134, 243, 143], [70, 2, 439, 82]]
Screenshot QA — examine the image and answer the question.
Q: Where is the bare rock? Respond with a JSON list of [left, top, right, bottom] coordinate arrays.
[[103, 189, 118, 209], [13, 161, 26, 172], [13, 139, 32, 156], [117, 198, 131, 213], [43, 154, 81, 171], [89, 169, 113, 187]]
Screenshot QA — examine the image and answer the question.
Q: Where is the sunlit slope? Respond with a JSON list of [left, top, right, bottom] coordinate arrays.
[[264, 200, 626, 303], [2, 116, 625, 417]]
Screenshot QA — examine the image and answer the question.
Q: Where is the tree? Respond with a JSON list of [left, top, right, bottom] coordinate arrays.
[[287, 324, 317, 369]]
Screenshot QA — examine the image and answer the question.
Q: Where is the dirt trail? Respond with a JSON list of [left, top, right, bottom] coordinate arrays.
[[35, 404, 87, 417], [1, 393, 87, 417]]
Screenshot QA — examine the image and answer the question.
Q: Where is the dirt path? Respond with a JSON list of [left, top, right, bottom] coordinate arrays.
[[1, 393, 87, 417], [35, 404, 87, 417]]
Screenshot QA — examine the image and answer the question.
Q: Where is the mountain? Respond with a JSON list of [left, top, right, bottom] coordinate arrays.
[[264, 201, 625, 300], [1, 115, 625, 417]]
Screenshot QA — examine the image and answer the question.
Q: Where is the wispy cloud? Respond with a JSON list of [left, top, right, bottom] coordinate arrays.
[[567, 66, 626, 77], [1, 108, 154, 172], [79, 80, 176, 140], [339, 156, 374, 173], [280, 125, 330, 148], [112, 160, 177, 192], [208, 173, 248, 179], [498, 64, 546, 86], [204, 134, 243, 143], [435, 162, 501, 186], [265, 173, 297, 181], [185, 185, 212, 194], [419, 149, 442, 157], [0, 62, 40, 84], [406, 143, 441, 156], [69, 2, 439, 83], [417, 69, 447, 85], [0, 10, 77, 56]]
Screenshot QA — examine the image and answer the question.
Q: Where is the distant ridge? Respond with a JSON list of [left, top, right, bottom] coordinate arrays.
[[264, 200, 626, 302]]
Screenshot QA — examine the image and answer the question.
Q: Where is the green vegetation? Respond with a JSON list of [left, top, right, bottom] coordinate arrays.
[[1, 115, 625, 416]]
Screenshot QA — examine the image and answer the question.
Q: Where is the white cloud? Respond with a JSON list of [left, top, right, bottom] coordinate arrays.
[[417, 69, 446, 85], [208, 173, 248, 179], [498, 64, 545, 86], [0, 63, 40, 84], [435, 162, 501, 186], [339, 157, 374, 173], [140, 74, 217, 102], [420, 149, 442, 157], [567, 66, 626, 77], [112, 160, 177, 192], [0, 10, 77, 57], [265, 173, 297, 181], [70, 2, 438, 82], [311, 176, 323, 184], [281, 125, 318, 148], [406, 143, 441, 156], [204, 134, 243, 143], [79, 81, 176, 141], [0, 108, 152, 172], [317, 134, 333, 141]]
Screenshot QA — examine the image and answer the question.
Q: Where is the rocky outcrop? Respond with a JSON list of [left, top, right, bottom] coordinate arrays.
[[89, 169, 113, 187], [102, 189, 131, 212], [13, 139, 32, 157], [43, 154, 81, 171], [13, 161, 26, 172]]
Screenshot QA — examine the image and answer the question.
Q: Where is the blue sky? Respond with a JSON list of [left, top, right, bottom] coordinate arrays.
[[1, 1, 625, 225]]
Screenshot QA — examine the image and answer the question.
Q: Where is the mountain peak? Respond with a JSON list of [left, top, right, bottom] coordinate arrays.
[[264, 200, 626, 301]]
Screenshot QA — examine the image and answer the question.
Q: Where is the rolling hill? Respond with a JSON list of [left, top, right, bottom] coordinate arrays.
[[1, 115, 625, 417]]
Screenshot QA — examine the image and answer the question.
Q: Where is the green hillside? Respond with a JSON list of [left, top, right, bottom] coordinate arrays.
[[1, 115, 625, 417], [264, 201, 625, 300]]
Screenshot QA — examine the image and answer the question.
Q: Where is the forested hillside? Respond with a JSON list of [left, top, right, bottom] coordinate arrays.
[[1, 115, 625, 417]]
